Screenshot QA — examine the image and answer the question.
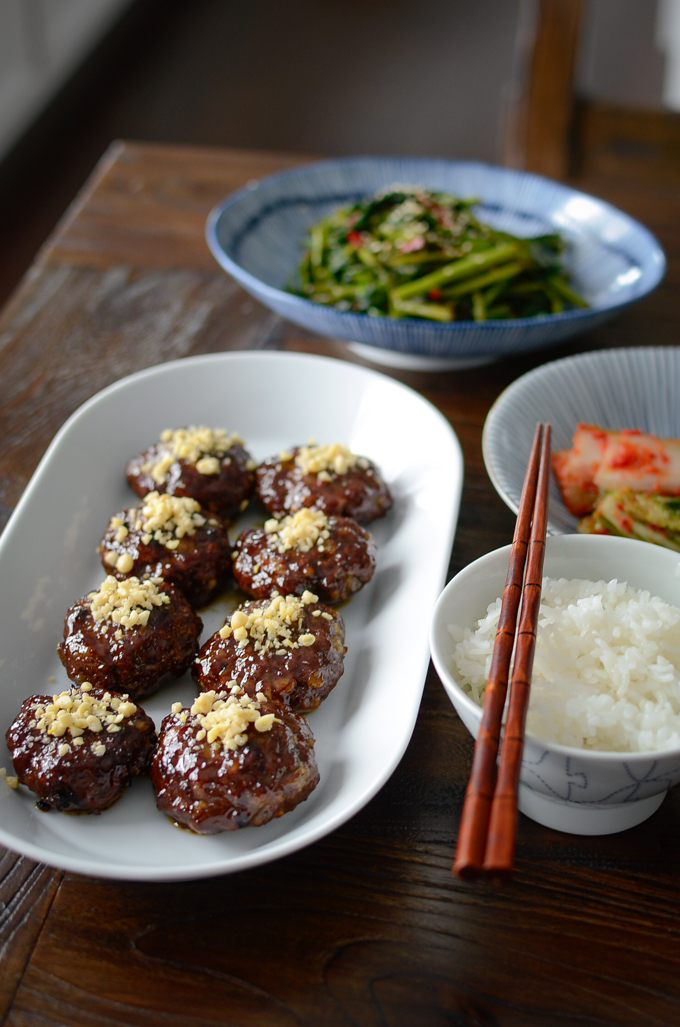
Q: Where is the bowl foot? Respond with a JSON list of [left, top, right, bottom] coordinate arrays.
[[345, 342, 495, 372], [518, 786, 666, 835]]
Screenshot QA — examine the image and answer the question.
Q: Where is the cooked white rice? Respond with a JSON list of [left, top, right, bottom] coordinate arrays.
[[450, 577, 680, 752]]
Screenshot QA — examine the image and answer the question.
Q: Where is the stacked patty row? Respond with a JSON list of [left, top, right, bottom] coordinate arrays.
[[5, 428, 391, 833]]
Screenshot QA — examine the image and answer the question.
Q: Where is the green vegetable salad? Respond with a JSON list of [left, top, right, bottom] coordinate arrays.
[[289, 184, 587, 322]]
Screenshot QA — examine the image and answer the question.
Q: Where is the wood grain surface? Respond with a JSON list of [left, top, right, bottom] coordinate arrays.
[[503, 0, 585, 178], [2, 141, 680, 1026]]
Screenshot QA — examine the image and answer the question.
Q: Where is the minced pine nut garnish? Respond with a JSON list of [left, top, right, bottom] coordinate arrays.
[[131, 492, 206, 549], [103, 549, 135, 574], [110, 516, 129, 543], [0, 767, 18, 789], [219, 591, 319, 652], [187, 689, 279, 750], [89, 575, 170, 629], [294, 442, 369, 479], [142, 426, 243, 483], [29, 685, 137, 755], [264, 508, 331, 553]]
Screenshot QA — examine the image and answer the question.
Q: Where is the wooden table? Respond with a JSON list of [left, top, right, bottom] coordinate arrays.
[[1, 141, 680, 1027]]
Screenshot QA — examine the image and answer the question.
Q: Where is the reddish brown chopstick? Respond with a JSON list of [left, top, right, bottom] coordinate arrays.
[[483, 423, 551, 881], [453, 422, 545, 881]]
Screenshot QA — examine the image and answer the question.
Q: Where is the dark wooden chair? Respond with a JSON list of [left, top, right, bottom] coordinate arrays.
[[503, 0, 585, 179]]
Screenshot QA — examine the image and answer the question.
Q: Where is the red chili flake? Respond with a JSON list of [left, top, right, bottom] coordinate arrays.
[[346, 231, 363, 246], [607, 438, 666, 472], [428, 289, 441, 300]]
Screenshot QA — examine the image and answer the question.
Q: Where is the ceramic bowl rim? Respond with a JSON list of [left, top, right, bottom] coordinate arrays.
[[205, 155, 666, 334], [430, 533, 680, 763], [481, 346, 680, 530]]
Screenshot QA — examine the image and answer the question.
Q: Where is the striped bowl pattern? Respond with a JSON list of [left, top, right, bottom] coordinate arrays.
[[205, 157, 666, 361], [483, 346, 680, 534]]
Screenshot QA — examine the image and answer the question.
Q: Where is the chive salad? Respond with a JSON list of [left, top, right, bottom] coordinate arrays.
[[289, 184, 587, 322]]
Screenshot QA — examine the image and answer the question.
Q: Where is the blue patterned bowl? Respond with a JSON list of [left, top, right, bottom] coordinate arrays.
[[206, 157, 665, 368]]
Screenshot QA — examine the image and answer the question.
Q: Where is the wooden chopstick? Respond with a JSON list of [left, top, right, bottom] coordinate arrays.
[[452, 422, 544, 881], [483, 423, 551, 881]]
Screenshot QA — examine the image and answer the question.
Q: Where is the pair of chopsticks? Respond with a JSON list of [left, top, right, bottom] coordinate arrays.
[[454, 422, 551, 883]]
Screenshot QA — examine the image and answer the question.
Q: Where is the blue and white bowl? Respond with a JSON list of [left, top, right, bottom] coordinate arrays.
[[206, 157, 665, 369], [430, 534, 680, 836]]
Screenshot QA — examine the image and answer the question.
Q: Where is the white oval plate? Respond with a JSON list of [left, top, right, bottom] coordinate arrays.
[[482, 346, 680, 534], [0, 351, 462, 881]]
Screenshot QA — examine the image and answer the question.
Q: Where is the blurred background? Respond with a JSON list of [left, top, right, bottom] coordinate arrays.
[[2, 0, 680, 307]]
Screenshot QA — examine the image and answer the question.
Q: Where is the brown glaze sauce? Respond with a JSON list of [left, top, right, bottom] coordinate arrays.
[[58, 581, 202, 700], [99, 506, 232, 608], [151, 698, 319, 833], [127, 443, 255, 520], [256, 448, 392, 524], [6, 687, 156, 813], [233, 514, 376, 603], [193, 600, 346, 711]]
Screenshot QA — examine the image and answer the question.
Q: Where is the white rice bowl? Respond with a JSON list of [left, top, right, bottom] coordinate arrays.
[[451, 577, 680, 753]]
